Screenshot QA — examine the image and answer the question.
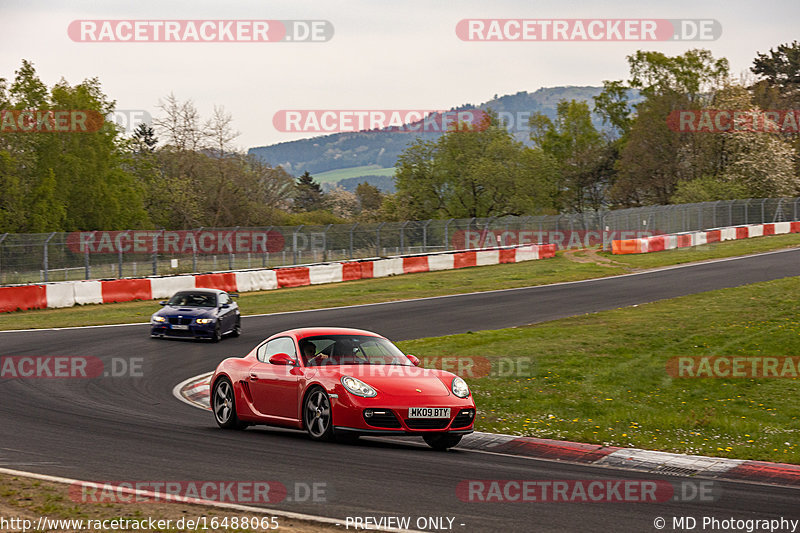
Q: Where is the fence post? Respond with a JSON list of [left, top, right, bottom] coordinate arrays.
[[192, 227, 203, 272], [322, 224, 333, 262], [422, 220, 432, 252], [152, 229, 164, 276], [795, 197, 800, 221], [85, 231, 96, 280], [349, 223, 358, 259], [263, 226, 272, 267], [399, 221, 409, 254], [444, 218, 454, 250], [761, 198, 767, 223], [293, 225, 304, 265], [376, 222, 386, 257], [229, 226, 239, 270], [0, 233, 6, 284], [118, 247, 123, 278], [42, 232, 56, 283]]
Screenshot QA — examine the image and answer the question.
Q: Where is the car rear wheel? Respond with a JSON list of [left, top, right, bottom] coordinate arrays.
[[212, 378, 246, 429], [231, 318, 241, 337], [423, 434, 462, 451], [304, 388, 334, 441]]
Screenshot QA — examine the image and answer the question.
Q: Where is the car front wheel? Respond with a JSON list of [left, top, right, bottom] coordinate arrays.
[[212, 377, 246, 429], [304, 388, 334, 441], [423, 434, 462, 451]]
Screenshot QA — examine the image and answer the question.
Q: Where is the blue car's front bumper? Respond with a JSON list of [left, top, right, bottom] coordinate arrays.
[[151, 321, 216, 339]]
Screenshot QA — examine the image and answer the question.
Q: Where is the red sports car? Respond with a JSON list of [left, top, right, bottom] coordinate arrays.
[[210, 327, 475, 450]]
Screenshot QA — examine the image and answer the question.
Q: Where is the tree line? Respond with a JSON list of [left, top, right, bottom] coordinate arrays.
[[1, 42, 798, 232], [392, 43, 800, 219]]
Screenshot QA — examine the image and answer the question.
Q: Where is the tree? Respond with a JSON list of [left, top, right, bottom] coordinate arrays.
[[132, 123, 157, 153], [293, 171, 324, 212], [395, 112, 557, 219], [355, 182, 383, 212], [751, 41, 800, 107], [530, 100, 612, 212]]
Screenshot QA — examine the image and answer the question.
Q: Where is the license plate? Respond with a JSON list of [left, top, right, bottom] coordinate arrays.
[[409, 407, 450, 418], [171, 324, 189, 330]]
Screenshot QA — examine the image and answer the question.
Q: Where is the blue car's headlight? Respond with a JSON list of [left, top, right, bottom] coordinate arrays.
[[451, 376, 470, 398], [341, 376, 377, 398], [152, 316, 166, 323], [195, 318, 214, 324]]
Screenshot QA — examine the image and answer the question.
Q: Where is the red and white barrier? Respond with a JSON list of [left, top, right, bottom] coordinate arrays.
[[612, 222, 800, 255], [0, 243, 557, 313]]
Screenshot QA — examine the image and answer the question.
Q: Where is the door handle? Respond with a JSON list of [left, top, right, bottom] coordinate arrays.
[[249, 373, 259, 380]]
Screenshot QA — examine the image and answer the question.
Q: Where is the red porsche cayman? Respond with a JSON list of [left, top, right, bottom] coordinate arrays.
[[210, 327, 475, 450]]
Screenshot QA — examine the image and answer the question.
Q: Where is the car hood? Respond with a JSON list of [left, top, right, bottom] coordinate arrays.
[[313, 365, 455, 397], [154, 306, 216, 318]]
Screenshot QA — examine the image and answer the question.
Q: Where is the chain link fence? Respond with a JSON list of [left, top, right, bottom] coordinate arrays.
[[2, 197, 799, 286]]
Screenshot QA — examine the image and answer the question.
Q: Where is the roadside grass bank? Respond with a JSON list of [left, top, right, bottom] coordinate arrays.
[[1, 232, 800, 331], [397, 276, 800, 464], [0, 472, 340, 532]]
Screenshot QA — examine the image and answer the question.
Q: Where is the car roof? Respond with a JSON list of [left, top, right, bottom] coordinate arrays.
[[173, 288, 225, 295], [270, 327, 384, 341]]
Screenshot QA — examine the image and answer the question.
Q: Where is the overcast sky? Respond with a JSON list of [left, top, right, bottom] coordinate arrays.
[[1, 0, 798, 150]]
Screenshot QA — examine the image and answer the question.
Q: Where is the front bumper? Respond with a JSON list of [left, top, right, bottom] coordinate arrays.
[[151, 322, 215, 339], [331, 393, 476, 435]]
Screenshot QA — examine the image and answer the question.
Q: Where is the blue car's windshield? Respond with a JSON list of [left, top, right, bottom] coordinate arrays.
[[300, 335, 412, 366], [167, 292, 217, 307]]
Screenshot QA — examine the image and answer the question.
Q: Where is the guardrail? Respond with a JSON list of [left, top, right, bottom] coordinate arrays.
[[2, 197, 799, 286]]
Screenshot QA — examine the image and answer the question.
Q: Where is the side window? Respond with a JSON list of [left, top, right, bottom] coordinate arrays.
[[263, 337, 297, 363], [219, 293, 230, 305], [256, 341, 269, 362]]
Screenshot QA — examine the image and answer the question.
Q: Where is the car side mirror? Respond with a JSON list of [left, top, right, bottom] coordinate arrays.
[[221, 303, 230, 308], [406, 354, 421, 366], [269, 352, 296, 366], [159, 301, 167, 306]]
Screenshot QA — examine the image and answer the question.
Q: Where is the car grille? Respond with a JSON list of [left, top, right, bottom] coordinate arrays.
[[405, 418, 450, 430], [164, 329, 195, 337], [363, 409, 401, 428], [168, 317, 192, 325], [452, 409, 475, 428]]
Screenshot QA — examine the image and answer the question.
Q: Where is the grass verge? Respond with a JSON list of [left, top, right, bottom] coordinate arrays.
[[0, 472, 338, 532], [397, 276, 800, 464], [1, 233, 800, 331]]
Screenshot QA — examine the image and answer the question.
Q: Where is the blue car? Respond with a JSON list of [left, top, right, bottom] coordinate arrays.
[[150, 289, 241, 342]]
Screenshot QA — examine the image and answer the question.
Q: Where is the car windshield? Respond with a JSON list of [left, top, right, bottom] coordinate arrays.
[[167, 291, 217, 307], [300, 335, 413, 367]]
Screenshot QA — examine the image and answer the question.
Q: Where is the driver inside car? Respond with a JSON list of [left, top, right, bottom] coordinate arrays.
[[302, 341, 329, 366]]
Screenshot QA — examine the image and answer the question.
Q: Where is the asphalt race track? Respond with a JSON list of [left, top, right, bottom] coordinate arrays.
[[2, 249, 800, 532]]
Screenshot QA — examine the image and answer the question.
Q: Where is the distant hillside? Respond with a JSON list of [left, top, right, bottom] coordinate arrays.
[[248, 86, 637, 190]]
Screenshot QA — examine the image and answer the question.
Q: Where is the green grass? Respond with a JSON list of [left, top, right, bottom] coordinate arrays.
[[312, 165, 395, 184], [2, 233, 800, 331], [398, 276, 800, 464]]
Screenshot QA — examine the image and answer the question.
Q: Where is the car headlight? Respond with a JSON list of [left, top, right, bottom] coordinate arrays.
[[341, 376, 377, 398], [451, 376, 470, 398], [152, 316, 166, 323], [195, 318, 214, 324]]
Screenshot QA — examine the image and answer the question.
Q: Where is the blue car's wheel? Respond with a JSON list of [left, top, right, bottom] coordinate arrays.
[[211, 323, 222, 343]]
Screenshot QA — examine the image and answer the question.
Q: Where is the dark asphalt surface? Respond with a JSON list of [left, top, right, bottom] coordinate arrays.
[[1, 249, 800, 532]]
